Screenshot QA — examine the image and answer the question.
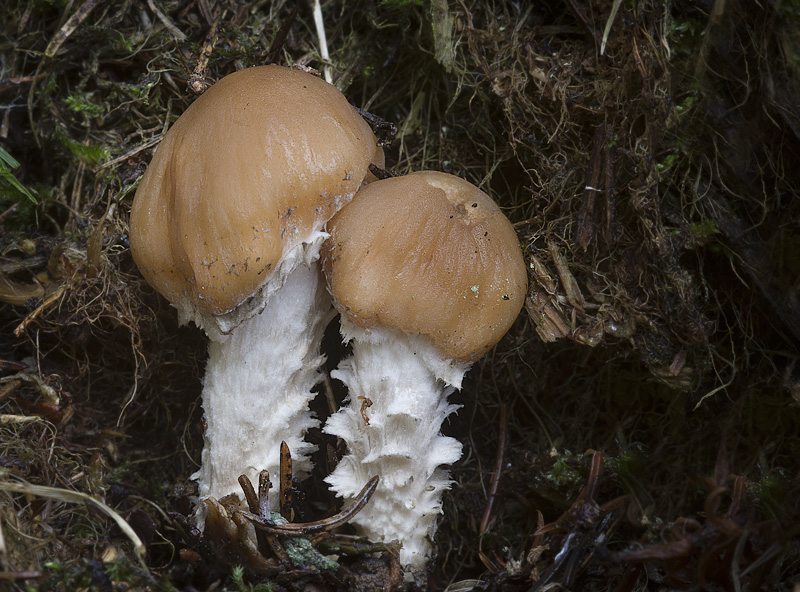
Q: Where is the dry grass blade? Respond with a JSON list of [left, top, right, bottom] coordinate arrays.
[[44, 0, 102, 58], [0, 478, 146, 565], [601, 0, 623, 55]]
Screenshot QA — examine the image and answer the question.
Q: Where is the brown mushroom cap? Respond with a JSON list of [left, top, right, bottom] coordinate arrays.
[[322, 171, 528, 362], [130, 65, 384, 317]]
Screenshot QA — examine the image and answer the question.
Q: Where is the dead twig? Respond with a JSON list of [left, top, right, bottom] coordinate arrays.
[[237, 476, 379, 536]]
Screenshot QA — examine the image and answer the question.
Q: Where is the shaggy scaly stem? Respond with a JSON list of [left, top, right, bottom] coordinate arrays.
[[324, 322, 468, 574], [192, 263, 330, 509]]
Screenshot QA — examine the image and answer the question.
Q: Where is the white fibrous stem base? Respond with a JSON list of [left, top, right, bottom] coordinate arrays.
[[191, 261, 330, 513], [324, 320, 470, 574]]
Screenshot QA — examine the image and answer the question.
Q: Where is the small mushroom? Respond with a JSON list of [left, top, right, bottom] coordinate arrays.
[[320, 171, 527, 576], [129, 65, 383, 517]]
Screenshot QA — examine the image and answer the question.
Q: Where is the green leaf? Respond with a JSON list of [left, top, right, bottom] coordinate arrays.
[[0, 146, 38, 204]]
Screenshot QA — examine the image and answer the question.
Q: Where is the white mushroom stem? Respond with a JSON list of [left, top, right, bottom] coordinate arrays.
[[324, 319, 470, 574], [191, 260, 331, 510]]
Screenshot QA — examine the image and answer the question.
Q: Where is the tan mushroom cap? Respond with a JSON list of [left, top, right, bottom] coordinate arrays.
[[130, 65, 384, 317], [322, 171, 528, 362]]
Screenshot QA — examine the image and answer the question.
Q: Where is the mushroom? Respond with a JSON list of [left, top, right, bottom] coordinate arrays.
[[129, 65, 384, 513], [320, 171, 527, 575]]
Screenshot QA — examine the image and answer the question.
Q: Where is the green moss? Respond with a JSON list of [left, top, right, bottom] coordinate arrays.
[[669, 16, 704, 56], [36, 557, 170, 592], [689, 219, 720, 240], [750, 471, 789, 520], [675, 94, 698, 115], [543, 451, 582, 488], [656, 152, 679, 173], [607, 446, 644, 481], [229, 566, 275, 592], [57, 132, 111, 166], [65, 94, 107, 117]]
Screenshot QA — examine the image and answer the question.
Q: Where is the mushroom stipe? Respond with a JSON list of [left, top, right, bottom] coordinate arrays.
[[129, 65, 384, 516], [320, 171, 527, 579]]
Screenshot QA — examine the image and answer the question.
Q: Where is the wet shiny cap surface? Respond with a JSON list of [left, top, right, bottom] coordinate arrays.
[[130, 65, 384, 316], [322, 171, 528, 361]]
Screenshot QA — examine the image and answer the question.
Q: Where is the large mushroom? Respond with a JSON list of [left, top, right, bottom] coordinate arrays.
[[320, 171, 527, 575], [129, 65, 383, 512]]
